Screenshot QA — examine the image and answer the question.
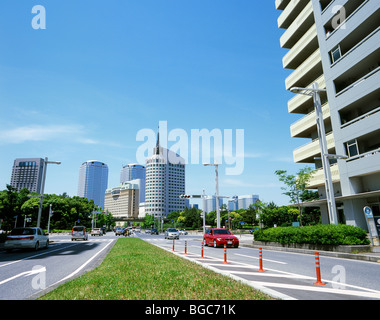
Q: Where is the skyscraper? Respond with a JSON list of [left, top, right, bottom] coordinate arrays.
[[145, 132, 186, 217], [77, 160, 108, 209], [120, 163, 146, 204], [10, 158, 44, 193], [277, 0, 380, 229]]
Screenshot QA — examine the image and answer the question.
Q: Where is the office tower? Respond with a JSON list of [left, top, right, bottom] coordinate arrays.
[[77, 160, 108, 209], [238, 195, 260, 210], [145, 134, 186, 218], [10, 158, 44, 193], [228, 196, 239, 212], [120, 163, 146, 204], [104, 181, 139, 225], [277, 0, 380, 229], [202, 195, 224, 214]]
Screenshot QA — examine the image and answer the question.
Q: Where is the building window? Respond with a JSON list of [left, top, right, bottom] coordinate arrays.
[[346, 139, 359, 157], [330, 45, 342, 63]]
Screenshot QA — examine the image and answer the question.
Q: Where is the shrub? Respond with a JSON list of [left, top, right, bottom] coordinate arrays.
[[253, 224, 370, 246]]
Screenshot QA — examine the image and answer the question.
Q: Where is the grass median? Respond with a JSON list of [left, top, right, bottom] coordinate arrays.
[[39, 237, 274, 300]]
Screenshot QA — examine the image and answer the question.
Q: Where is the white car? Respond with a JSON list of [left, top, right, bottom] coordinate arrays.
[[165, 228, 180, 240], [179, 229, 188, 235], [71, 226, 88, 241], [4, 227, 49, 252]]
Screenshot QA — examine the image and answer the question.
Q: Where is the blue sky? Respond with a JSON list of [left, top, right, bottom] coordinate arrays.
[[0, 0, 309, 207]]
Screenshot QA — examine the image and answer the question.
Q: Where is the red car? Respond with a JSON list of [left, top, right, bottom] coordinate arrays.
[[203, 228, 239, 248]]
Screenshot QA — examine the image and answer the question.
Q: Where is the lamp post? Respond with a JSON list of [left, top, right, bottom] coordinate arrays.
[[203, 163, 221, 228], [37, 157, 61, 228], [290, 82, 338, 225]]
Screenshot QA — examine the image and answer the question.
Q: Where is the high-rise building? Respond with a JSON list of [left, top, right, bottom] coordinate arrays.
[[77, 160, 108, 209], [10, 158, 44, 193], [203, 195, 224, 214], [145, 133, 186, 218], [227, 195, 260, 211], [120, 163, 146, 204], [277, 0, 380, 229], [104, 181, 139, 225]]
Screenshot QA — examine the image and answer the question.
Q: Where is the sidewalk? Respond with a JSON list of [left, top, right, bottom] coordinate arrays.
[[238, 234, 380, 263]]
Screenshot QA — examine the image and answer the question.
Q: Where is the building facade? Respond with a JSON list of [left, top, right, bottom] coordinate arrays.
[[104, 181, 139, 225], [77, 160, 108, 209], [203, 195, 224, 214], [10, 158, 44, 193], [277, 0, 380, 229], [228, 195, 260, 211], [120, 163, 146, 204], [145, 136, 186, 218]]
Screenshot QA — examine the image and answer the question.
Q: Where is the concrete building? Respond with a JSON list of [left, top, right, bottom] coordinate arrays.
[[10, 158, 44, 193], [145, 133, 186, 218], [120, 163, 146, 204], [104, 181, 139, 225], [277, 0, 380, 229], [228, 195, 260, 211], [77, 160, 108, 209]]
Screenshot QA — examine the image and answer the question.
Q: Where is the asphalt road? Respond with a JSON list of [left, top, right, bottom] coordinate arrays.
[[137, 232, 380, 300], [0, 233, 116, 300], [2, 231, 380, 300]]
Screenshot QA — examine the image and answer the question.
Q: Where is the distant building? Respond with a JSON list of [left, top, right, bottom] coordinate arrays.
[[104, 181, 139, 226], [203, 195, 223, 213], [120, 163, 146, 204], [228, 195, 260, 211], [77, 160, 108, 209], [10, 158, 44, 193]]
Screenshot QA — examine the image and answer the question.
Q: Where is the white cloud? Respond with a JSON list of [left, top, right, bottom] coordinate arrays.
[[0, 124, 84, 144]]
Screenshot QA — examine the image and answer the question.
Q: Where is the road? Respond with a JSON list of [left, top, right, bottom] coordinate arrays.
[[2, 231, 380, 300], [137, 232, 380, 300], [0, 233, 115, 300]]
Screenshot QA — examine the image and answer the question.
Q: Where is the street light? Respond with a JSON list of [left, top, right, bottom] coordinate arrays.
[[203, 163, 221, 228], [37, 157, 61, 228], [290, 82, 338, 225]]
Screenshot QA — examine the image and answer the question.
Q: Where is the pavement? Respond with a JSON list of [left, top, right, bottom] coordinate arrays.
[[236, 234, 380, 263]]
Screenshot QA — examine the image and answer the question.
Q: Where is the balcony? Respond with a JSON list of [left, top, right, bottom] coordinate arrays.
[[278, 0, 309, 29], [293, 132, 335, 163], [288, 75, 326, 114], [285, 49, 323, 91], [307, 163, 340, 189], [280, 1, 314, 49], [290, 103, 330, 138], [283, 24, 318, 70], [276, 0, 291, 10]]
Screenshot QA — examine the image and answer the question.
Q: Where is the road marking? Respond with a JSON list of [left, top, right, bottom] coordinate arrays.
[[50, 239, 115, 287], [0, 266, 46, 286], [0, 243, 79, 268], [249, 281, 380, 299], [234, 253, 287, 264]]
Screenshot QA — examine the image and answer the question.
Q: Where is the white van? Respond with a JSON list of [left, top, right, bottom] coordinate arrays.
[[71, 226, 88, 241]]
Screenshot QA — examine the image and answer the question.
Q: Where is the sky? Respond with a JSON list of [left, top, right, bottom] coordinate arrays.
[[0, 0, 310, 207]]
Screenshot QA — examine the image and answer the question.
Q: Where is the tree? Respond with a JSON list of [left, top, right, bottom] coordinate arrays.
[[275, 167, 316, 226]]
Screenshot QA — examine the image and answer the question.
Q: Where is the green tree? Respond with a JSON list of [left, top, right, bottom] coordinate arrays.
[[275, 167, 316, 226]]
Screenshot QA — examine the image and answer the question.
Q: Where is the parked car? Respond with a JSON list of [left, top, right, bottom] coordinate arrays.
[[71, 226, 88, 241], [115, 227, 125, 236], [179, 229, 188, 235], [165, 228, 180, 240], [145, 229, 151, 234], [151, 228, 159, 235], [203, 228, 239, 248], [4, 227, 49, 252], [91, 228, 103, 236]]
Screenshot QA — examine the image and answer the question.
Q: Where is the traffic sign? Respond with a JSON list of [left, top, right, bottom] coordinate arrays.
[[363, 206, 373, 218]]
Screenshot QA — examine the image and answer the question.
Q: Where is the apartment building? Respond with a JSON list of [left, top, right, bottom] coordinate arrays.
[[277, 0, 380, 229]]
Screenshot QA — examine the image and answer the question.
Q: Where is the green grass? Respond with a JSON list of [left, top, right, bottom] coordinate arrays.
[[39, 238, 274, 300]]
